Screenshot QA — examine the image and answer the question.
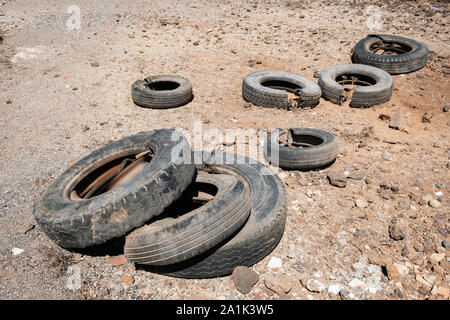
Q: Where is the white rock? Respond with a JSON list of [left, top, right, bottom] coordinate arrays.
[[352, 262, 367, 271], [355, 199, 368, 208], [12, 248, 24, 255], [429, 199, 441, 208], [328, 284, 340, 296], [268, 257, 282, 269], [367, 285, 378, 294], [435, 191, 443, 197], [305, 277, 327, 293], [348, 278, 366, 289]]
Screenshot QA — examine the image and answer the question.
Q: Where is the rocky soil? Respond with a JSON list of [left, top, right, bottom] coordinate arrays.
[[0, 0, 449, 300]]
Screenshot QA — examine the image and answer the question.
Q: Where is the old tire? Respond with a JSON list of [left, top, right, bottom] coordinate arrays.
[[242, 70, 321, 109], [131, 75, 193, 109], [143, 151, 287, 278], [264, 128, 338, 170], [318, 64, 394, 107], [124, 174, 251, 266], [352, 34, 428, 75], [33, 130, 196, 248]]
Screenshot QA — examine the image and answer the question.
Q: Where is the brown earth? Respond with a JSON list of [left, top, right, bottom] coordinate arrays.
[[0, 0, 448, 300]]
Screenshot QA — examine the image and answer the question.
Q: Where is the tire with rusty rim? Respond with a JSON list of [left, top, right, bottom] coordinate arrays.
[[142, 151, 287, 278], [242, 70, 321, 109], [318, 64, 394, 107], [131, 75, 193, 109], [33, 130, 195, 248], [352, 34, 428, 75], [124, 174, 251, 266], [264, 128, 338, 170]]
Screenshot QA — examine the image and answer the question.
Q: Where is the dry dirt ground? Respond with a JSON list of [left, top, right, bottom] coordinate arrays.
[[0, 0, 449, 300]]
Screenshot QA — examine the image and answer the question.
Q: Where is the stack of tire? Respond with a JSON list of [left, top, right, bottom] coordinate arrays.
[[33, 130, 286, 278]]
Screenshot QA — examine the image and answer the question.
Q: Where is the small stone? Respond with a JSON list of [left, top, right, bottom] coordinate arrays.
[[328, 284, 340, 296], [90, 61, 99, 67], [348, 278, 366, 289], [268, 257, 282, 269], [121, 275, 134, 286], [347, 171, 365, 180], [429, 253, 445, 264], [355, 199, 368, 208], [389, 111, 402, 130], [442, 240, 450, 249], [429, 199, 441, 208], [389, 223, 406, 241], [264, 273, 292, 294], [108, 255, 128, 266], [12, 248, 24, 256], [193, 41, 200, 46], [339, 288, 355, 300], [16, 223, 34, 235], [416, 274, 433, 290], [327, 171, 347, 188], [431, 286, 450, 299], [232, 266, 259, 294], [302, 276, 327, 293], [443, 105, 450, 112]]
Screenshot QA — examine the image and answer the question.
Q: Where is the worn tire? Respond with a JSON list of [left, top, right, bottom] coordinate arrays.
[[264, 128, 338, 170], [352, 34, 429, 75], [242, 70, 321, 109], [33, 130, 196, 248], [131, 75, 193, 109], [124, 174, 251, 266], [318, 64, 394, 108], [143, 151, 287, 278]]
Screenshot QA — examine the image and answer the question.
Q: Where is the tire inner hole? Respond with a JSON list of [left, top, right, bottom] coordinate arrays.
[[261, 79, 302, 93], [70, 150, 153, 200], [144, 80, 180, 91], [144, 180, 219, 225], [336, 73, 377, 88], [369, 41, 412, 55], [279, 130, 324, 148]]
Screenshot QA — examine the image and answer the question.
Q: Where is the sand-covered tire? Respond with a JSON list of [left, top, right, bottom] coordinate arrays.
[[33, 130, 195, 249], [131, 75, 193, 109], [264, 128, 338, 170], [352, 34, 429, 75], [143, 151, 287, 278], [124, 174, 251, 266], [318, 64, 394, 108], [242, 70, 321, 109]]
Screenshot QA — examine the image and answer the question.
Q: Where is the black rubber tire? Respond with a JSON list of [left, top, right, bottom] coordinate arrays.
[[318, 64, 394, 108], [33, 130, 196, 248], [242, 70, 321, 109], [124, 174, 251, 266], [131, 75, 193, 109], [352, 34, 429, 75], [264, 128, 338, 170], [142, 151, 287, 278]]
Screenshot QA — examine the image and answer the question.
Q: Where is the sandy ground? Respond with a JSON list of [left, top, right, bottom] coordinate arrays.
[[0, 0, 449, 300]]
